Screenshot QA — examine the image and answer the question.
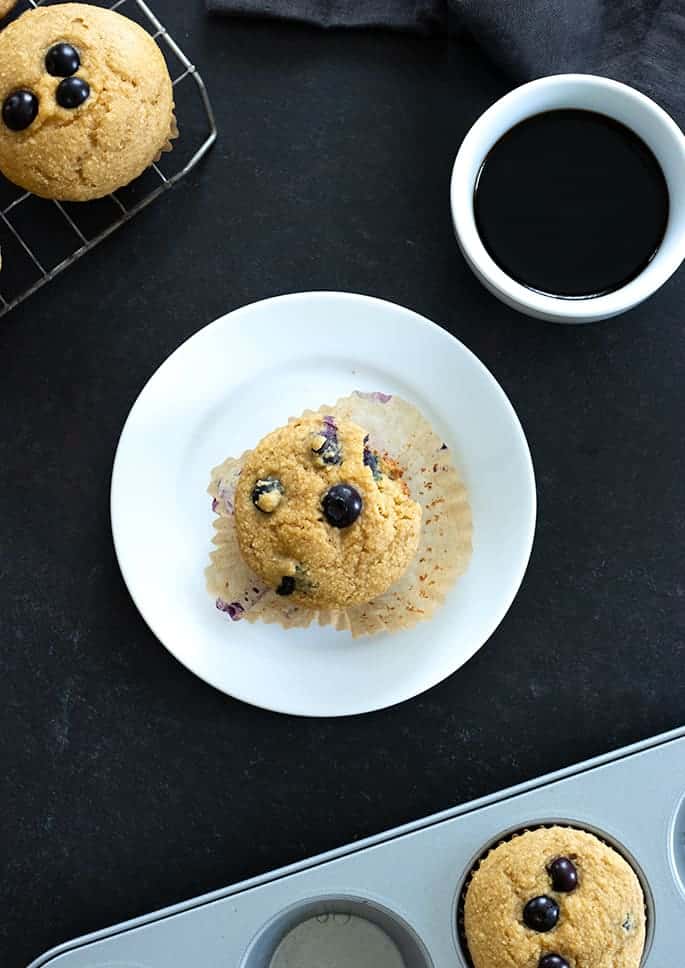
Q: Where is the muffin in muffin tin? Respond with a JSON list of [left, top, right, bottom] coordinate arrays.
[[460, 826, 647, 968]]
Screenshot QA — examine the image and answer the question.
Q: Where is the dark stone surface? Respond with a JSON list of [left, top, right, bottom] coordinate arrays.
[[0, 4, 683, 967]]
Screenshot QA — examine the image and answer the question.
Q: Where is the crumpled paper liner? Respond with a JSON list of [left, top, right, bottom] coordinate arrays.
[[206, 392, 472, 638]]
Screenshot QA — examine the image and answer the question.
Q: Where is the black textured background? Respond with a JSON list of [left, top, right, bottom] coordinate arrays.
[[1, 5, 684, 967]]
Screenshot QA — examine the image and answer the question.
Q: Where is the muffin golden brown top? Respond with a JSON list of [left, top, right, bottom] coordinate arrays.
[[234, 416, 422, 608], [0, 3, 174, 200], [463, 827, 646, 968]]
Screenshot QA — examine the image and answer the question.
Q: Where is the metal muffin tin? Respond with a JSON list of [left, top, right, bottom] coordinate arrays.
[[29, 726, 685, 967]]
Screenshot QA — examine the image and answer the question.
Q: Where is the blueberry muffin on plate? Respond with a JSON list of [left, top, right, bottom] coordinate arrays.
[[234, 415, 422, 608], [463, 826, 646, 968], [206, 391, 473, 637], [0, 3, 176, 200]]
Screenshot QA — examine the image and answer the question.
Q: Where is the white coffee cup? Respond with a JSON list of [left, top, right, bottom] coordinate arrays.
[[450, 74, 685, 323]]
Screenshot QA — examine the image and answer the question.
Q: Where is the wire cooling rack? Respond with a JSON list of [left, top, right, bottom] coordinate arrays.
[[0, 0, 217, 317]]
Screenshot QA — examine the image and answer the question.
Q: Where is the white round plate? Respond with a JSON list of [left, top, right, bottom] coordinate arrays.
[[111, 292, 535, 716]]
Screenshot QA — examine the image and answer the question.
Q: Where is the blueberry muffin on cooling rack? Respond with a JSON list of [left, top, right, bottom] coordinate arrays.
[[206, 391, 473, 637], [0, 3, 176, 200]]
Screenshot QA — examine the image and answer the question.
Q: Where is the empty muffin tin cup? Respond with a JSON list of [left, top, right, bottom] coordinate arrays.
[[453, 821, 655, 967], [451, 73, 685, 323], [669, 792, 685, 899], [241, 894, 433, 968]]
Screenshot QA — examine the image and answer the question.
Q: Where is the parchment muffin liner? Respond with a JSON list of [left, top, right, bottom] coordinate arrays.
[[206, 391, 473, 638], [456, 823, 650, 968]]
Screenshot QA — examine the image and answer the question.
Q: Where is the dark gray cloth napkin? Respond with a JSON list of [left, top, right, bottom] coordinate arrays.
[[206, 0, 684, 125], [206, 0, 445, 33]]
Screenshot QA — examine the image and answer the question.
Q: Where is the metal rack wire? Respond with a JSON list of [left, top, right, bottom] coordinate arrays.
[[0, 0, 217, 317]]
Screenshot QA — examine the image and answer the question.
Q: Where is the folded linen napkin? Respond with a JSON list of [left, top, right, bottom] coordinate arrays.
[[206, 0, 685, 124]]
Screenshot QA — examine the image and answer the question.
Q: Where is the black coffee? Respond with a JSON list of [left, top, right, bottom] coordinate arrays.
[[473, 109, 669, 298]]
